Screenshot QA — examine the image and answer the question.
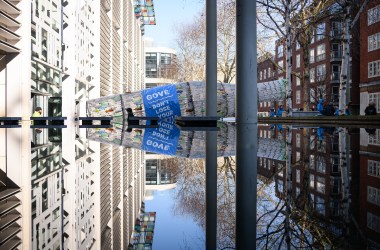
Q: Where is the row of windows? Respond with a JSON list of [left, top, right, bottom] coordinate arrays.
[[258, 68, 273, 80], [276, 23, 327, 58]]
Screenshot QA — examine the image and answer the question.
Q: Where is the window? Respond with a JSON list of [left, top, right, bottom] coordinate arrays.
[[369, 93, 380, 112], [310, 68, 315, 83], [296, 41, 300, 50], [316, 196, 325, 215], [160, 53, 171, 64], [296, 133, 301, 147], [260, 71, 263, 80], [310, 174, 314, 188], [311, 29, 315, 44], [309, 49, 315, 63], [369, 33, 380, 51], [296, 77, 301, 86], [369, 128, 380, 145], [316, 64, 326, 81], [296, 151, 301, 161], [369, 60, 380, 78], [296, 54, 300, 68], [277, 45, 284, 58], [296, 169, 300, 183], [367, 213, 380, 233], [369, 160, 380, 178], [316, 44, 326, 62], [331, 21, 343, 36], [296, 90, 301, 104], [368, 186, 380, 206], [368, 5, 380, 26], [264, 69, 267, 79], [310, 154, 315, 169], [316, 22, 326, 40], [316, 156, 326, 173], [268, 68, 271, 78], [316, 176, 325, 194], [278, 60, 284, 74], [277, 180, 284, 193]]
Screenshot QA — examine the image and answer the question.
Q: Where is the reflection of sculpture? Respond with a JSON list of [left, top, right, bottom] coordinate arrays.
[[87, 121, 286, 159]]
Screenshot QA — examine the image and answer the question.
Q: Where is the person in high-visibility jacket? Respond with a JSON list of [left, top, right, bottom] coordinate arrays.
[[31, 107, 42, 125]]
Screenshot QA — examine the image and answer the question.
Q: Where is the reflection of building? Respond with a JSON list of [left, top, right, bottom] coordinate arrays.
[[257, 124, 286, 179], [359, 128, 380, 248], [145, 156, 176, 185], [144, 43, 177, 89], [1, 0, 152, 249]]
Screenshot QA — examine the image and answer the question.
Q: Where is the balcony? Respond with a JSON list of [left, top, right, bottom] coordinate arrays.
[[330, 29, 342, 40], [330, 50, 342, 62], [0, 10, 20, 29], [0, 0, 21, 15]]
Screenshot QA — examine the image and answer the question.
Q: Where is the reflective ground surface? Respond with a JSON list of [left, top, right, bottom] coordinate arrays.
[[28, 123, 380, 249]]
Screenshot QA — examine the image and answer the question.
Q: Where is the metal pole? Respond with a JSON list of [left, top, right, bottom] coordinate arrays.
[[236, 0, 257, 249], [60, 1, 65, 249], [206, 0, 217, 249]]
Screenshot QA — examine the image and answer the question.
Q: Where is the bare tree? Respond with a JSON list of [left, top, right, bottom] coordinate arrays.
[[257, 0, 334, 112], [174, 0, 271, 84]]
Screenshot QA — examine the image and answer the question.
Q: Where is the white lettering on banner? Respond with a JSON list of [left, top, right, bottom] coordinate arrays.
[[158, 127, 170, 135], [146, 139, 170, 151], [146, 90, 171, 101], [152, 100, 169, 109], [160, 123, 173, 130], [152, 131, 169, 140], [160, 110, 174, 118]]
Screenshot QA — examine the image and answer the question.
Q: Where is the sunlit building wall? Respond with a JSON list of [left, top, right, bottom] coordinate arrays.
[[0, 0, 31, 249]]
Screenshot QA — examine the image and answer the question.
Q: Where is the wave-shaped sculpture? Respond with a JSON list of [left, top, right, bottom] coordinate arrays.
[[86, 80, 286, 121]]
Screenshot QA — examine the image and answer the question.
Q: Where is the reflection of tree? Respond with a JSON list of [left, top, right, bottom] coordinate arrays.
[[167, 128, 358, 249]]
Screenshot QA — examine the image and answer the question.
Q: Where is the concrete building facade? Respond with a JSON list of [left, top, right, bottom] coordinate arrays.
[[1, 0, 150, 249]]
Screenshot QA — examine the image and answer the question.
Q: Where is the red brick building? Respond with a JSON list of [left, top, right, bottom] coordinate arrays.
[[274, 4, 361, 112], [359, 0, 380, 115], [257, 54, 277, 116]]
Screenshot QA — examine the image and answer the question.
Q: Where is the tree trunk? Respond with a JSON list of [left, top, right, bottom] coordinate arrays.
[[339, 5, 350, 113], [285, 1, 293, 116], [285, 125, 293, 247]]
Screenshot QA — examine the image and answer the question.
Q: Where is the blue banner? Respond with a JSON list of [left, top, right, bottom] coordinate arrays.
[[142, 84, 181, 122], [142, 121, 180, 155]]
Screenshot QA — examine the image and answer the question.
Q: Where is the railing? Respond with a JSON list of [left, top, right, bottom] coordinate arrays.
[[315, 53, 326, 62], [331, 72, 340, 82], [330, 29, 343, 39], [330, 50, 342, 61]]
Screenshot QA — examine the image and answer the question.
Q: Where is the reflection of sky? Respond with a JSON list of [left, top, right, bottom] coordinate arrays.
[[145, 188, 204, 250]]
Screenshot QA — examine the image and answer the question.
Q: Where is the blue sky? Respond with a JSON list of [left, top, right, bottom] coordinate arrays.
[[145, 188, 204, 249], [144, 0, 204, 48]]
